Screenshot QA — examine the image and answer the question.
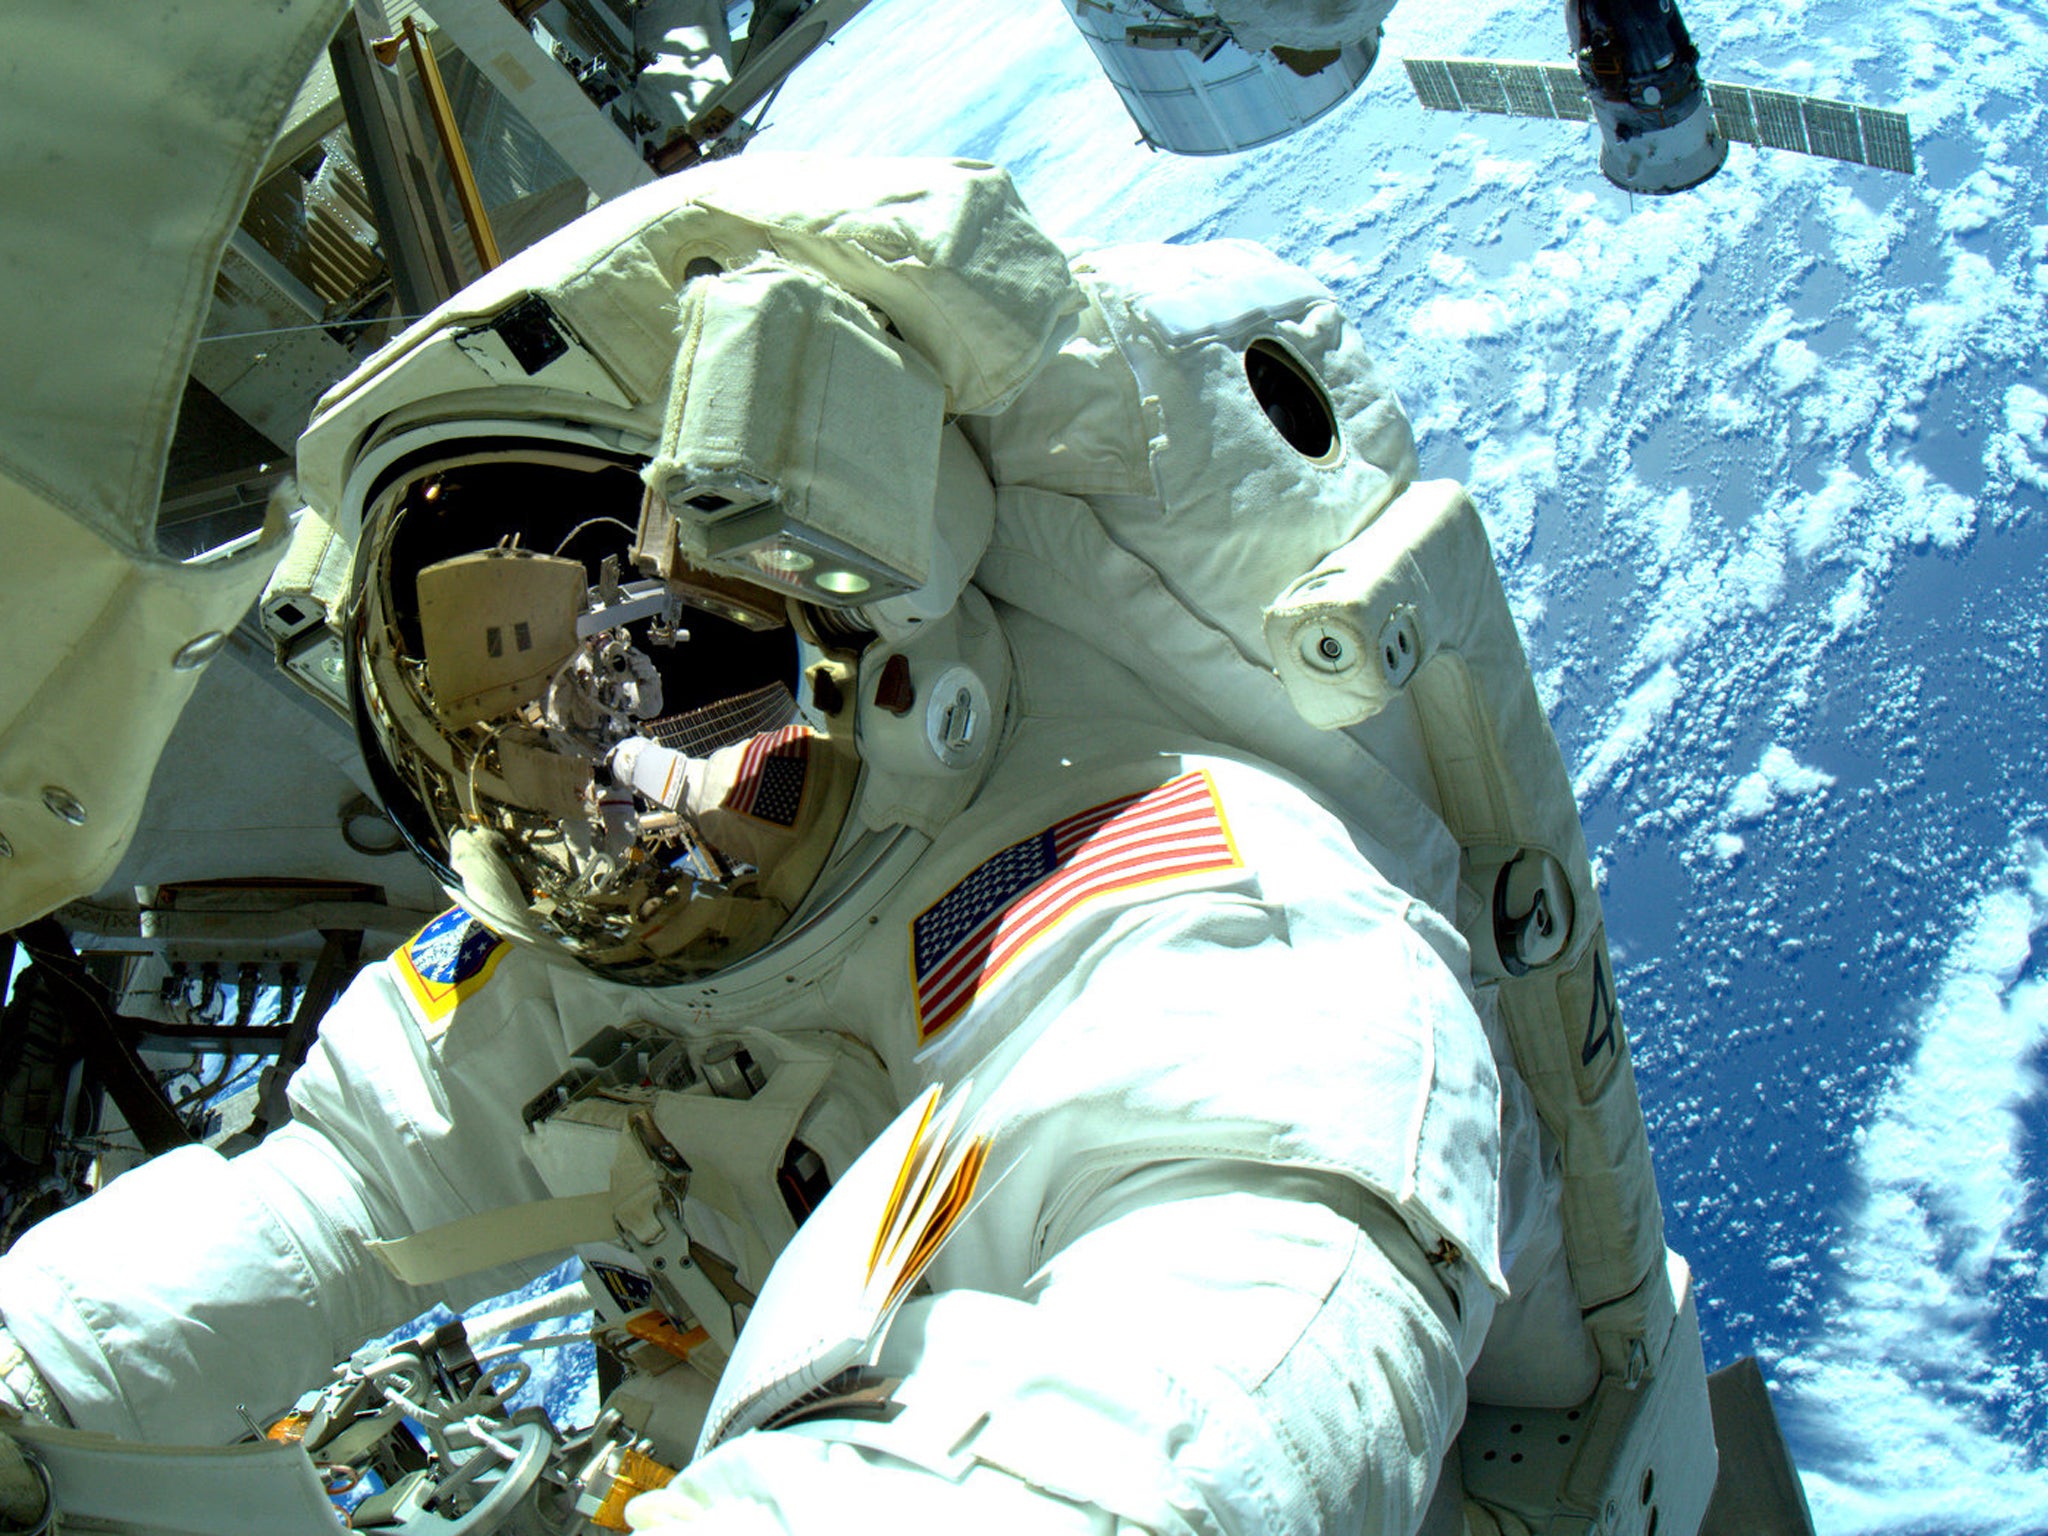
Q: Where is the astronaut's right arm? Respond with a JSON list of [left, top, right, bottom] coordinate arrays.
[[633, 1164, 1480, 1536], [0, 958, 551, 1445]]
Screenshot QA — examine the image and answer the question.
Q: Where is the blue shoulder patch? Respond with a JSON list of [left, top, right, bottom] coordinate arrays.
[[397, 908, 509, 1023]]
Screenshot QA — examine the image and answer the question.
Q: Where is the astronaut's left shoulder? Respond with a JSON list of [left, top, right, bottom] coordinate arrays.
[[889, 748, 1386, 1050], [892, 762, 1235, 1045], [1188, 752, 1416, 873]]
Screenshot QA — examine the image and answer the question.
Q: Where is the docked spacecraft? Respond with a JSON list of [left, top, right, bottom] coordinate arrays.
[[1402, 0, 1916, 193]]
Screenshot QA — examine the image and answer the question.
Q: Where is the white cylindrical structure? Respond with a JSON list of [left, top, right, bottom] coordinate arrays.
[[1590, 89, 1728, 194], [1059, 0, 1380, 155]]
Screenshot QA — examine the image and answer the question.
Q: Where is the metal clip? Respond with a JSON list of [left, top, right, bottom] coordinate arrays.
[[0, 1441, 55, 1536], [611, 1111, 752, 1354], [628, 1108, 692, 1190]]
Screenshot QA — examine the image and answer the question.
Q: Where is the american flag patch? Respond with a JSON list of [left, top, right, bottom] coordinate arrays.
[[723, 726, 811, 827], [911, 772, 1241, 1044]]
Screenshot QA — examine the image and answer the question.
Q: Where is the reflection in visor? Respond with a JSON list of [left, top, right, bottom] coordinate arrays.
[[472, 592, 808, 905], [355, 452, 860, 979], [646, 681, 801, 758], [608, 719, 815, 884]]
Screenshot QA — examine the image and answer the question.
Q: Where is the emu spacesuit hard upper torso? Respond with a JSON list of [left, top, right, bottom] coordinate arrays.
[[0, 158, 1633, 1535]]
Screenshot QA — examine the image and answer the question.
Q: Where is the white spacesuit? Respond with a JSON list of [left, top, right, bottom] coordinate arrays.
[[0, 156, 1680, 1536]]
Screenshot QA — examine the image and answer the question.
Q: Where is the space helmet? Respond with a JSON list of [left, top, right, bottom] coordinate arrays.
[[295, 160, 1067, 983]]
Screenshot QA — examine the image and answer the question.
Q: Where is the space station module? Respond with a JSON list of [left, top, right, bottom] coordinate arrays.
[[0, 157, 1718, 1536]]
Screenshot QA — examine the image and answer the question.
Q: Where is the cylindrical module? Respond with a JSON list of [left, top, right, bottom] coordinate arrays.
[[1057, 0, 1381, 155], [1569, 0, 1727, 193]]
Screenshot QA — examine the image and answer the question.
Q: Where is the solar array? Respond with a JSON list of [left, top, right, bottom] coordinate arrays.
[[1706, 81, 1916, 174], [1401, 56, 1916, 176], [1404, 57, 1587, 122]]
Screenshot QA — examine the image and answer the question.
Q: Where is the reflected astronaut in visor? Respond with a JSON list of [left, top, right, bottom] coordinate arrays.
[[353, 453, 861, 981]]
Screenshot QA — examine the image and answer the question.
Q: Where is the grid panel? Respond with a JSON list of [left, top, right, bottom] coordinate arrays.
[[1404, 56, 1462, 112], [1801, 96, 1862, 162], [1857, 105, 1916, 173], [1747, 88, 1811, 153], [1446, 59, 1512, 114], [1409, 56, 1918, 178], [1496, 61, 1557, 119], [1707, 81, 1758, 144], [648, 684, 800, 758], [1543, 65, 1591, 120]]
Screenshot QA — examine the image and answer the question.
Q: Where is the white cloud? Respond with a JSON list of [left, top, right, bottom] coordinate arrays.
[[1992, 385, 2048, 497], [1793, 467, 1866, 562], [1591, 298, 1634, 337], [1304, 246, 1363, 287], [1470, 432, 1560, 561], [1725, 745, 1837, 825], [1426, 251, 1475, 287], [1409, 295, 1510, 341], [1769, 337, 1823, 395], [1820, 182, 1908, 278], [1802, 364, 1884, 443], [1705, 388, 1765, 436], [1733, 304, 1802, 373], [1727, 517, 1789, 613], [1828, 568, 1874, 637], [1781, 850, 2048, 1532], [1470, 154, 1537, 192], [1882, 458, 1978, 552], [1629, 598, 1700, 676], [1937, 172, 2013, 236], [2010, 385, 2048, 448], [1645, 485, 1693, 565], [1574, 663, 1681, 802], [1907, 251, 2034, 376]]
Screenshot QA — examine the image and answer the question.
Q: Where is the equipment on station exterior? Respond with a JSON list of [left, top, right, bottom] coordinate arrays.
[[1053, 0, 1391, 155], [1403, 0, 1916, 194]]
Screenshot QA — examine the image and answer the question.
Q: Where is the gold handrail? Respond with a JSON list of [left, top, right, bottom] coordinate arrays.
[[374, 18, 502, 272]]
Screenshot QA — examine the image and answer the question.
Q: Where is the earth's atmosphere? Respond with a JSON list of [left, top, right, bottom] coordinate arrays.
[[471, 0, 2048, 1529]]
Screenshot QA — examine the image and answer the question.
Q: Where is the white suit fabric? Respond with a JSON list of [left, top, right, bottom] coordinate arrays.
[[0, 160, 1576, 1534], [2, 742, 1518, 1536]]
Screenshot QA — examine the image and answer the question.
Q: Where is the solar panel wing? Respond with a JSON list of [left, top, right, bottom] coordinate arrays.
[[1409, 56, 1916, 179], [1856, 105, 1916, 173], [1543, 65, 1591, 119], [1748, 88, 1810, 153], [1801, 96, 1862, 162], [1447, 59, 1511, 114], [1496, 61, 1557, 119], [1404, 56, 1463, 113], [1707, 81, 1758, 144]]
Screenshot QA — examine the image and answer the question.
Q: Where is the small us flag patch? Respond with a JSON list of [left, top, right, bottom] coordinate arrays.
[[398, 907, 509, 1022], [723, 726, 811, 827], [911, 771, 1242, 1044]]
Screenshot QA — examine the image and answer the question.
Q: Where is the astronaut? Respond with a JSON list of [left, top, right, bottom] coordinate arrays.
[[0, 156, 1625, 1535]]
